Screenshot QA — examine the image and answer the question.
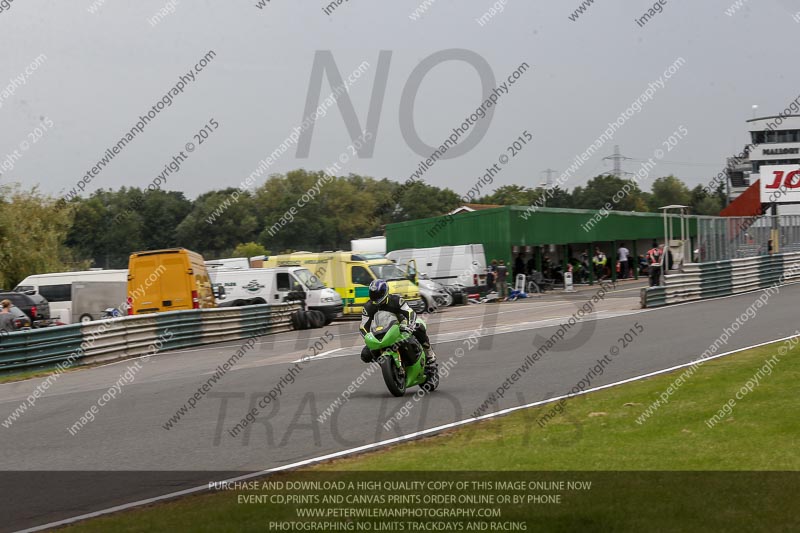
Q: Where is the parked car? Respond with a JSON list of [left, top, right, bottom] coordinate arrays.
[[0, 291, 51, 327], [417, 274, 453, 312], [8, 305, 31, 330]]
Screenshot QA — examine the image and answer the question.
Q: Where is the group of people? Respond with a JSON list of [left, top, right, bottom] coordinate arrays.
[[590, 242, 673, 285], [485, 241, 673, 297], [583, 243, 673, 284]]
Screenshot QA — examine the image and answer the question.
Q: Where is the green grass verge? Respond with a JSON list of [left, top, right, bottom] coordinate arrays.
[[0, 366, 65, 384], [62, 338, 800, 532]]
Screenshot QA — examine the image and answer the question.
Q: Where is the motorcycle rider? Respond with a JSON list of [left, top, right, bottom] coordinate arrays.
[[359, 279, 437, 367]]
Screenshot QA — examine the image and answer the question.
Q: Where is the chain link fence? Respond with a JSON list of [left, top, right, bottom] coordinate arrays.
[[697, 215, 800, 262]]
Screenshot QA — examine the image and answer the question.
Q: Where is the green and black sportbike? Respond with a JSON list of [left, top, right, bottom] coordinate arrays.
[[363, 311, 439, 397]]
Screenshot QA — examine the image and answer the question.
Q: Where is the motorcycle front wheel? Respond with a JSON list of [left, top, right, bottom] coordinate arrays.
[[380, 354, 406, 397]]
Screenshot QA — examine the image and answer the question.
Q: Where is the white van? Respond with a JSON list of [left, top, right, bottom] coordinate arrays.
[[14, 269, 129, 324], [205, 257, 251, 270], [209, 267, 343, 324], [351, 236, 386, 254], [386, 244, 487, 289]]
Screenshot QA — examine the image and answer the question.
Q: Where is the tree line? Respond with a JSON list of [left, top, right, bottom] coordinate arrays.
[[0, 170, 724, 287]]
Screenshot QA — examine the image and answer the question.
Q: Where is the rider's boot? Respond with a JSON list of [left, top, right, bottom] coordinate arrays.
[[423, 343, 437, 366]]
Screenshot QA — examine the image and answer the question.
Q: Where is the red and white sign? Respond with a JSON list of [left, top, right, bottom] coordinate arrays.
[[760, 164, 800, 204]]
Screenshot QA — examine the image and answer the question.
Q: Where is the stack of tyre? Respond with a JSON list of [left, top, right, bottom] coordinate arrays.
[[290, 309, 328, 330], [219, 298, 328, 330]]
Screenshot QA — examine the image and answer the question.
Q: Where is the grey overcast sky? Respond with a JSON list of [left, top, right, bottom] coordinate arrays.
[[1, 0, 798, 200]]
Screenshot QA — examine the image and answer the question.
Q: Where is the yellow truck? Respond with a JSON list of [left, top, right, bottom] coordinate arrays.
[[259, 252, 422, 315], [127, 248, 215, 314]]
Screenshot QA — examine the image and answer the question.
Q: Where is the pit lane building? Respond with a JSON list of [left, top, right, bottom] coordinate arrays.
[[385, 205, 696, 282]]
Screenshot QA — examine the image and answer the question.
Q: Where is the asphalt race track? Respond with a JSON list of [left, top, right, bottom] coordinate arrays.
[[1, 283, 797, 532]]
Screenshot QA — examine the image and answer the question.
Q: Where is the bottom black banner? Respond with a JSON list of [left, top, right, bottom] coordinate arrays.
[[3, 471, 798, 532]]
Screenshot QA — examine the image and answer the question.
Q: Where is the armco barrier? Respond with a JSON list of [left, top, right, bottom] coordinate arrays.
[[641, 251, 800, 308], [0, 324, 84, 371], [159, 309, 203, 350], [0, 302, 301, 371]]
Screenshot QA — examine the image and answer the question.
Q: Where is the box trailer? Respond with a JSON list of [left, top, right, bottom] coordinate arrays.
[[72, 281, 129, 323]]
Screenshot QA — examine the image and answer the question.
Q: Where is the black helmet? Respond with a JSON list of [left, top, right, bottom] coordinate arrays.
[[369, 279, 389, 304]]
